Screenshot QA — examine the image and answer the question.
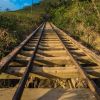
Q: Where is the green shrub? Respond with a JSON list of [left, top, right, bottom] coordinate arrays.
[[0, 5, 44, 58], [48, 0, 100, 52]]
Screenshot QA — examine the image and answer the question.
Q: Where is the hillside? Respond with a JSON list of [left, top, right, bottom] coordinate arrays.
[[44, 0, 100, 54], [0, 0, 100, 59], [0, 3, 45, 59]]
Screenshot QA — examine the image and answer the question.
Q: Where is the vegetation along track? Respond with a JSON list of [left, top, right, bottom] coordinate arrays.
[[0, 22, 100, 100]]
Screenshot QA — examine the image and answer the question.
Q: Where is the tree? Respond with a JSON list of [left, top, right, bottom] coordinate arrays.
[[0, 7, 2, 11], [5, 8, 10, 11]]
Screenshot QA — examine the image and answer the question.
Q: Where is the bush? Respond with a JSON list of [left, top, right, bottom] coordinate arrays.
[[48, 0, 100, 52], [0, 6, 44, 58]]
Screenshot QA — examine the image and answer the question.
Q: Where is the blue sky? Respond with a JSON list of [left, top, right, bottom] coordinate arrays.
[[0, 0, 41, 11]]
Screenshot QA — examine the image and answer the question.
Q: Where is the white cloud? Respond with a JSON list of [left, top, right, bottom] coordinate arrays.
[[23, 3, 30, 6], [0, 0, 17, 11]]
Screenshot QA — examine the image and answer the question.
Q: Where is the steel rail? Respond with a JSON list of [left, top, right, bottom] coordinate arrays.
[[52, 25, 100, 66], [0, 22, 100, 99], [50, 23, 100, 100], [12, 23, 45, 100], [0, 23, 43, 72]]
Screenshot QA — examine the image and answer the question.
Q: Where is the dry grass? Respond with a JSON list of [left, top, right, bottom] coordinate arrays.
[[76, 22, 100, 52]]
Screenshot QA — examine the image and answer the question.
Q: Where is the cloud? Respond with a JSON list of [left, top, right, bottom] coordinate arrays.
[[0, 0, 17, 11], [23, 3, 30, 6], [0, 0, 41, 11]]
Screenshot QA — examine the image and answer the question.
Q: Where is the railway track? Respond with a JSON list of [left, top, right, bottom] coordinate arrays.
[[0, 22, 100, 100]]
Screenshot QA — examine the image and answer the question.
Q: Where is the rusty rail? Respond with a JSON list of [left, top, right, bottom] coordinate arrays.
[[0, 22, 100, 100], [12, 23, 45, 100], [0, 23, 43, 72], [51, 24, 100, 66], [51, 23, 100, 100]]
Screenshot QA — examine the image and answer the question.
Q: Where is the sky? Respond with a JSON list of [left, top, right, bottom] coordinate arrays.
[[0, 0, 41, 11]]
